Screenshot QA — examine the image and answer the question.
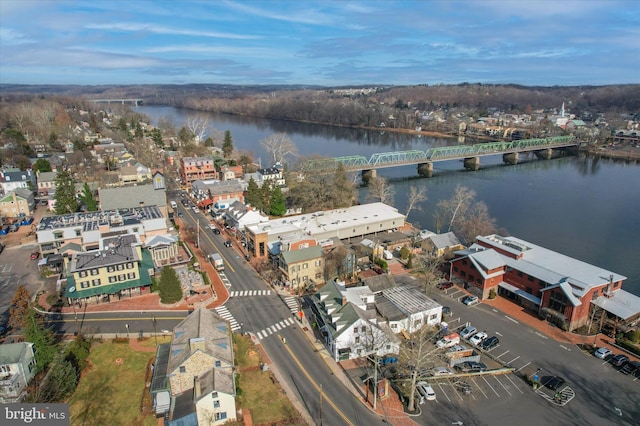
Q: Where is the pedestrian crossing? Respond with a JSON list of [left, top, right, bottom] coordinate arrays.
[[255, 318, 296, 340], [229, 290, 272, 297], [219, 272, 232, 288], [214, 306, 241, 331], [284, 296, 299, 315]]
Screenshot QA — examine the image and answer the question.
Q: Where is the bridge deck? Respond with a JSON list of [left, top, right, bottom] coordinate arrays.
[[302, 136, 577, 172]]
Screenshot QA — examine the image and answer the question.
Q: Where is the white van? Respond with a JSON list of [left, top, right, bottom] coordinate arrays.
[[170, 200, 178, 209]]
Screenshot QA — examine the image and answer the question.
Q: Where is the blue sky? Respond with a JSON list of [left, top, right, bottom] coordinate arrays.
[[1, 0, 638, 86]]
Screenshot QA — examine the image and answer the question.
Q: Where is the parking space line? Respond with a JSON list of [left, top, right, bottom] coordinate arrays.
[[493, 376, 511, 396], [436, 383, 451, 402], [504, 374, 525, 394], [515, 362, 530, 373], [482, 376, 500, 397], [506, 356, 520, 365], [496, 350, 509, 359], [471, 378, 489, 399]]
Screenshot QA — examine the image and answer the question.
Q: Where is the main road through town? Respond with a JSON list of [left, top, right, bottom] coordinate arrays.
[[50, 195, 385, 426]]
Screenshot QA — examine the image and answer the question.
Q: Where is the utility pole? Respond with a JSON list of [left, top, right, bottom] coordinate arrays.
[[197, 219, 200, 249], [152, 315, 158, 345], [373, 355, 378, 411]]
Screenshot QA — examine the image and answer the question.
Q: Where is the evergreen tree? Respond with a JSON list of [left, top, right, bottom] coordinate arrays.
[[150, 128, 164, 147], [33, 158, 52, 174], [9, 284, 31, 332], [260, 180, 273, 214], [31, 354, 77, 402], [245, 177, 261, 209], [222, 130, 234, 158], [53, 170, 79, 214], [24, 308, 57, 373], [270, 187, 287, 216], [80, 183, 98, 211], [158, 266, 183, 304]]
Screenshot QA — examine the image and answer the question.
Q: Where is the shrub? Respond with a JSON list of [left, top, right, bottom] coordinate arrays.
[[625, 330, 639, 343], [488, 288, 497, 299]]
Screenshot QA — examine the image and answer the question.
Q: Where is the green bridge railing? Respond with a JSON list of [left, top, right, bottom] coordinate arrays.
[[301, 136, 577, 173]]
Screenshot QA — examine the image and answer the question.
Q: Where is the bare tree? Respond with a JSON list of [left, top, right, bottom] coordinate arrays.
[[434, 185, 475, 233], [419, 255, 446, 291], [186, 114, 209, 144], [366, 176, 395, 205], [397, 325, 443, 412], [260, 133, 298, 165], [405, 185, 427, 219], [456, 201, 497, 245]]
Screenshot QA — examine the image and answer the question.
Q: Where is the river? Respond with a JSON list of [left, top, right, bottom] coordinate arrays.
[[135, 105, 640, 297]]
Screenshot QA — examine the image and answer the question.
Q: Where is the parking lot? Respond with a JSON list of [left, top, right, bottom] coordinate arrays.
[[393, 275, 640, 426]]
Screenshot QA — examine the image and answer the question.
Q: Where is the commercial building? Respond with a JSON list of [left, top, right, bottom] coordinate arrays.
[[450, 234, 633, 332], [245, 202, 405, 259]]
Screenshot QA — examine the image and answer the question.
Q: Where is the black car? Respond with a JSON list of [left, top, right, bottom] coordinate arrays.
[[224, 240, 233, 247], [442, 306, 451, 315], [212, 228, 221, 235], [621, 360, 640, 375], [544, 376, 566, 391], [480, 336, 499, 350], [610, 354, 629, 367]]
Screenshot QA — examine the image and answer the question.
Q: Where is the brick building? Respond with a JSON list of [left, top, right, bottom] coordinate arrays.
[[450, 234, 632, 332]]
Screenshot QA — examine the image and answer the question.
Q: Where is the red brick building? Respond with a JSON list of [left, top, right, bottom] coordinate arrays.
[[450, 234, 634, 332], [180, 157, 216, 187]]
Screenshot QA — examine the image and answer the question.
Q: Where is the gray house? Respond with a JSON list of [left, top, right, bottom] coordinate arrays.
[[0, 342, 37, 403]]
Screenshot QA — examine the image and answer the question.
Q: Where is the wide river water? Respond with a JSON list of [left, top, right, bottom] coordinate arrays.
[[136, 105, 640, 297]]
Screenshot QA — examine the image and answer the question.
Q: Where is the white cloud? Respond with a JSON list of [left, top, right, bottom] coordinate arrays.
[[85, 23, 261, 40]]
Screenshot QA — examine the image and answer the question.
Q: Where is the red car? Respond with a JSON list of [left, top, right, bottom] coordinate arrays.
[[437, 282, 454, 290], [30, 251, 40, 260]]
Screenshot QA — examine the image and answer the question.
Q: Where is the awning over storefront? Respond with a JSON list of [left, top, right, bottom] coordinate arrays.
[[592, 289, 640, 320], [499, 282, 541, 306]]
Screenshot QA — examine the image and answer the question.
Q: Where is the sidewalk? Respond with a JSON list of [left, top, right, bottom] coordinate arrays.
[[481, 295, 640, 362]]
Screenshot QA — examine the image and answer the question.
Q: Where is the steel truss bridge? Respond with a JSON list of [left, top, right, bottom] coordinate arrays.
[[300, 136, 578, 174]]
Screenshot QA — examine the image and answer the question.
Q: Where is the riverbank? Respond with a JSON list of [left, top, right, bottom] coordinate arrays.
[[580, 146, 640, 162]]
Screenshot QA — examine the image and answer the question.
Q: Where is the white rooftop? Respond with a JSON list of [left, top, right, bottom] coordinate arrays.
[[247, 202, 404, 241]]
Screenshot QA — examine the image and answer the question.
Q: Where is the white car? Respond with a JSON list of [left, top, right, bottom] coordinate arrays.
[[469, 331, 488, 346], [462, 295, 479, 306], [593, 347, 612, 359], [459, 325, 477, 339], [417, 381, 436, 401], [431, 366, 454, 376]]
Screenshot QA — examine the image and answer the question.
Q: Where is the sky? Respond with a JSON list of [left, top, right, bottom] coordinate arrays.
[[1, 0, 638, 87]]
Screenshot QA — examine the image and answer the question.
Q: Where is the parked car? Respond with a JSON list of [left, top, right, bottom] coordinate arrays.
[[212, 228, 221, 235], [621, 360, 640, 375], [449, 344, 468, 353], [462, 295, 479, 306], [480, 336, 500, 350], [454, 380, 472, 395], [442, 306, 451, 315], [224, 240, 233, 247], [30, 251, 40, 260], [417, 381, 436, 401], [177, 211, 184, 218], [430, 366, 454, 376], [543, 376, 566, 391], [469, 331, 488, 346], [437, 281, 454, 290], [459, 325, 477, 339], [593, 347, 612, 359], [610, 354, 629, 368], [455, 361, 487, 373]]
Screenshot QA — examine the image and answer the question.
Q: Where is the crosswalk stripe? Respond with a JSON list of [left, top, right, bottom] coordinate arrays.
[[229, 290, 272, 297]]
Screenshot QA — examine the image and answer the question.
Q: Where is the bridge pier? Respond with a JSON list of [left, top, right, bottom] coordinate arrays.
[[463, 157, 480, 171], [362, 169, 377, 184], [503, 152, 519, 165], [417, 162, 433, 178], [535, 148, 553, 160]]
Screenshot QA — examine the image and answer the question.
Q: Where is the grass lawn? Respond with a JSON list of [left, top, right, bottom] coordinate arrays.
[[68, 339, 157, 426], [234, 335, 304, 425]]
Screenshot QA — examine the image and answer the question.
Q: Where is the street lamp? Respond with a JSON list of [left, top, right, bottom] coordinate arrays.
[[152, 315, 158, 345], [125, 323, 130, 338]]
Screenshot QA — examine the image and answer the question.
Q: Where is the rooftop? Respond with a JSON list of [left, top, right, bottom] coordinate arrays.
[[38, 205, 164, 232]]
